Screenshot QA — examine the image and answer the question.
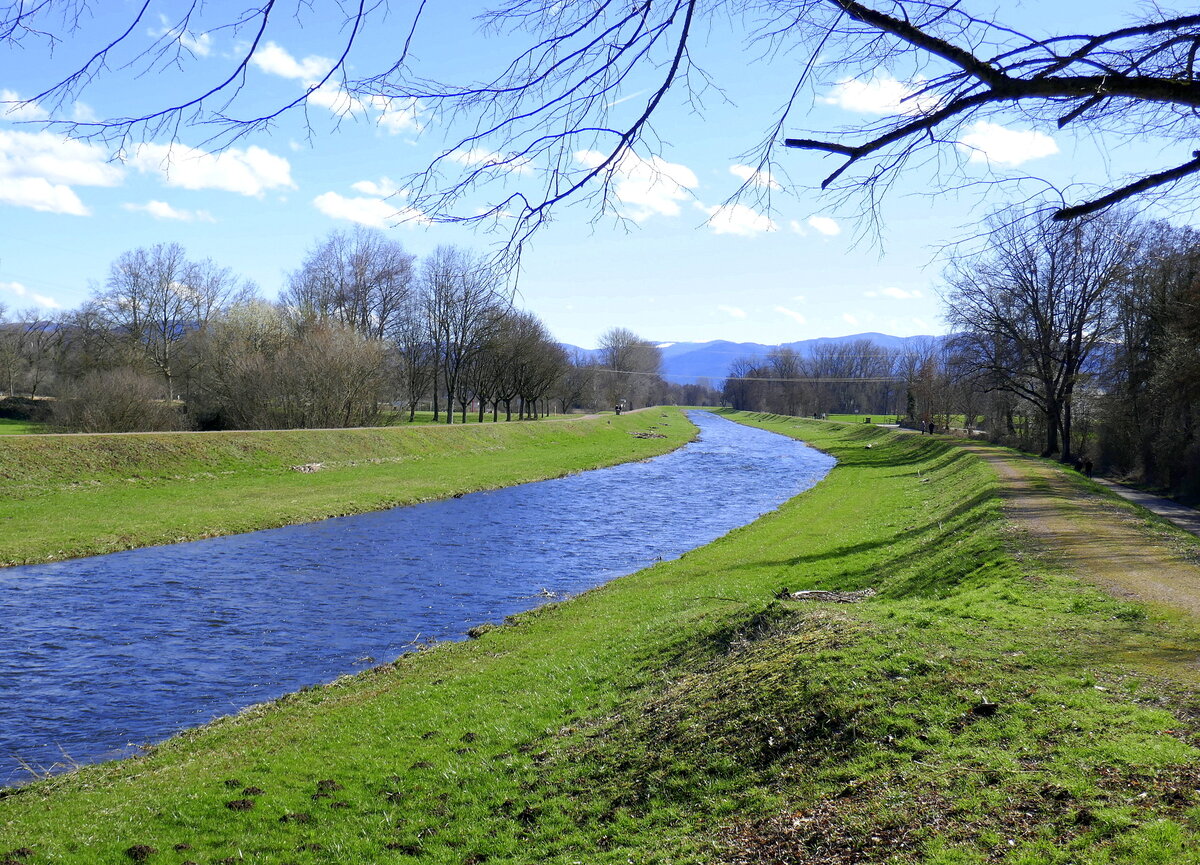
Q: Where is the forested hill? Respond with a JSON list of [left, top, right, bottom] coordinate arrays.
[[563, 333, 944, 384]]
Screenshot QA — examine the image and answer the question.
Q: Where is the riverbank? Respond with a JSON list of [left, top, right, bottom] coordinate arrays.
[[5, 412, 1200, 864], [0, 411, 692, 566]]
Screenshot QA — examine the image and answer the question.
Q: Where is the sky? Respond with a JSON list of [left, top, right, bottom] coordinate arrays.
[[0, 1, 1191, 349]]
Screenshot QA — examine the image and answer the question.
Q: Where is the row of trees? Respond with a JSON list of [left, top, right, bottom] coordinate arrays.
[[0, 230, 685, 431], [718, 209, 1200, 500], [943, 209, 1200, 496]]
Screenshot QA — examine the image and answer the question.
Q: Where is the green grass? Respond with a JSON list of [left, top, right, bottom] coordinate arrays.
[[5, 411, 1200, 863], [0, 417, 46, 434], [0, 410, 690, 566], [826, 413, 901, 424]]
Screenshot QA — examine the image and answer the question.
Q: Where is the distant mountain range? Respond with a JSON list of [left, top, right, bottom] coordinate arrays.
[[564, 332, 943, 384]]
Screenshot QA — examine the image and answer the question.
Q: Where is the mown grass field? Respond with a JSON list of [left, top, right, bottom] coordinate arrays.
[[0, 410, 688, 566], [4, 412, 1200, 864]]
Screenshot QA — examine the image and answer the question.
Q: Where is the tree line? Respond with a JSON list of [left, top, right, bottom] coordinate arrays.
[[0, 229, 710, 432], [723, 209, 1200, 501]]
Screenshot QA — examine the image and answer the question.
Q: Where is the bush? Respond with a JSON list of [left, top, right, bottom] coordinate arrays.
[[51, 368, 190, 432]]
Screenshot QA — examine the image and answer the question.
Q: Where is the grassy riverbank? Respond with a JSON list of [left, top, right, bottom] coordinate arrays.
[[0, 411, 690, 566], [5, 412, 1200, 863]]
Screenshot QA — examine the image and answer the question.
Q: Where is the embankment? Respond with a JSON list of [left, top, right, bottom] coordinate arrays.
[[0, 410, 693, 566], [4, 412, 1200, 864]]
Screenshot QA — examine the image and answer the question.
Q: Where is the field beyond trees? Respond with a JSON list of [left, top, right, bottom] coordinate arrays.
[[5, 413, 1200, 863]]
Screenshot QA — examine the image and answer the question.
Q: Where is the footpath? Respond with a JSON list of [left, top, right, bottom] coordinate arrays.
[[956, 440, 1200, 624]]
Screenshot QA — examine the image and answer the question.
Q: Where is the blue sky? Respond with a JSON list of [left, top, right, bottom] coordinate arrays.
[[0, 1, 1186, 348]]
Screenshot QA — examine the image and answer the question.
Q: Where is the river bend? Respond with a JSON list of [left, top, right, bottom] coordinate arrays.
[[0, 411, 834, 785]]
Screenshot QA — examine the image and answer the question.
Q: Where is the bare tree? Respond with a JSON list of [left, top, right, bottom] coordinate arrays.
[[93, 243, 249, 399], [284, 228, 415, 340], [8, 3, 1200, 243], [597, 327, 663, 410], [421, 246, 507, 424], [393, 295, 437, 422], [945, 209, 1142, 459]]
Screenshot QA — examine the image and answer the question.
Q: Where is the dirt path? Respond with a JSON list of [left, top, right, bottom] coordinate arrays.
[[958, 441, 1200, 619]]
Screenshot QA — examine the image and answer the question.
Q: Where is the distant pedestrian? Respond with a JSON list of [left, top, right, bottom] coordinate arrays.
[[920, 420, 927, 434], [1084, 458, 1094, 478]]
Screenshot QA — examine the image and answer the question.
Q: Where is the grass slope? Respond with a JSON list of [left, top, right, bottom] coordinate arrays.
[[5, 412, 1200, 864], [0, 411, 689, 566]]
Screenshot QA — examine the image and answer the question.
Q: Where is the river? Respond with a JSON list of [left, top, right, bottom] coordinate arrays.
[[0, 411, 834, 786]]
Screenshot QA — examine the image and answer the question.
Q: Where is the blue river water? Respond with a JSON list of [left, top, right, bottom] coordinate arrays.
[[0, 411, 834, 786]]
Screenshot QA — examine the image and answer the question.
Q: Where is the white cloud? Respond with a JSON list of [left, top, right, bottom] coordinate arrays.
[[179, 31, 212, 56], [151, 15, 212, 57], [843, 313, 861, 327], [775, 306, 806, 326], [0, 176, 89, 215], [821, 76, 936, 115], [0, 129, 123, 214], [0, 280, 62, 309], [865, 286, 922, 300], [71, 101, 98, 123], [807, 215, 841, 236], [313, 191, 428, 228], [131, 142, 293, 197], [370, 96, 423, 134], [788, 219, 806, 235], [0, 89, 48, 121], [250, 44, 423, 132], [351, 177, 404, 197], [700, 202, 777, 236], [576, 148, 698, 221], [123, 200, 215, 222], [729, 163, 779, 190], [0, 130, 124, 187], [957, 121, 1058, 166], [718, 304, 747, 319], [251, 41, 331, 80], [448, 148, 533, 175], [307, 83, 365, 117]]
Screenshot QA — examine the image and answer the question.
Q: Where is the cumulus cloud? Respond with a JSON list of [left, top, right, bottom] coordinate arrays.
[[351, 177, 404, 197], [843, 313, 861, 327], [576, 149, 698, 221], [313, 190, 429, 228], [371, 96, 423, 134], [807, 216, 841, 236], [957, 121, 1059, 166], [251, 43, 423, 132], [865, 286, 923, 300], [123, 200, 215, 222], [251, 41, 331, 80], [0, 176, 89, 215], [131, 142, 293, 197], [0, 129, 124, 214], [700, 202, 777, 236], [821, 76, 936, 115], [718, 304, 747, 319], [306, 83, 366, 117], [729, 163, 779, 190], [150, 16, 212, 57], [775, 305, 806, 325], [1, 89, 48, 121], [0, 280, 62, 309]]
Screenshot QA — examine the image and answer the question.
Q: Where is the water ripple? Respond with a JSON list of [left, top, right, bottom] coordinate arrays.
[[0, 411, 833, 784]]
